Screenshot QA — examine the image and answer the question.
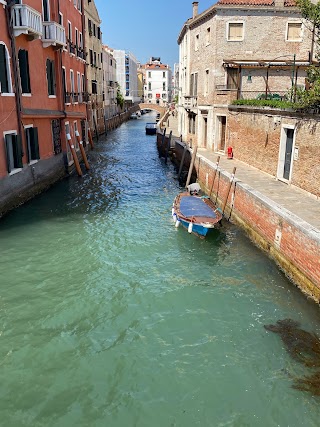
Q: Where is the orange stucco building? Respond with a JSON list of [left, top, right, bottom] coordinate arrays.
[[0, 0, 88, 216]]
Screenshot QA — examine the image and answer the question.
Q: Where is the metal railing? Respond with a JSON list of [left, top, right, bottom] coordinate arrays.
[[183, 96, 198, 108], [42, 21, 66, 47], [12, 4, 42, 38], [68, 40, 76, 55], [238, 90, 289, 101]]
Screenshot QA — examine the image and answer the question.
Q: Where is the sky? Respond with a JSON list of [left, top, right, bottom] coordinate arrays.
[[96, 0, 215, 69]]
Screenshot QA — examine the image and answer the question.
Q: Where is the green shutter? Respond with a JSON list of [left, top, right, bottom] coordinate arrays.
[[13, 135, 23, 169], [18, 49, 31, 94], [0, 44, 9, 93], [4, 134, 12, 173], [46, 58, 51, 95], [30, 127, 40, 160], [51, 61, 56, 95]]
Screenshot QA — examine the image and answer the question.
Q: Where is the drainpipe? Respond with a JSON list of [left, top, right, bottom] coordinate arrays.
[[5, 1, 24, 141]]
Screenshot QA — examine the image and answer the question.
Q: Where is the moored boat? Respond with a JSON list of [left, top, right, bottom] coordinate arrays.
[[145, 123, 157, 135], [172, 184, 222, 237]]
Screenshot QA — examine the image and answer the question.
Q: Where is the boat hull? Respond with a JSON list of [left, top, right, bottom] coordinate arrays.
[[172, 192, 222, 238]]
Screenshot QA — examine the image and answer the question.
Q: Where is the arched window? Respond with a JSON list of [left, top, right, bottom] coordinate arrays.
[[0, 42, 13, 94]]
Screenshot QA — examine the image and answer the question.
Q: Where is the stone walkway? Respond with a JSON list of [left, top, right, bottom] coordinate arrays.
[[165, 113, 320, 233]]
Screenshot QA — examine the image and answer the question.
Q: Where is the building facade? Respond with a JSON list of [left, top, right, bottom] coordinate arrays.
[[0, 0, 88, 216], [143, 57, 172, 106], [102, 45, 118, 119], [177, 1, 314, 150], [84, 0, 104, 135], [113, 50, 140, 105]]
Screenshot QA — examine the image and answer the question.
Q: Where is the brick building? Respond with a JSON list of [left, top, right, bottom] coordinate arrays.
[[84, 0, 104, 135], [177, 1, 314, 150], [0, 0, 88, 216]]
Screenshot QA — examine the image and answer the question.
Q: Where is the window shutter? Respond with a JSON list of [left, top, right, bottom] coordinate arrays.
[[51, 61, 56, 95], [0, 44, 9, 93], [46, 58, 51, 95], [4, 134, 12, 173], [287, 23, 301, 40], [13, 134, 23, 169], [18, 49, 31, 93], [30, 127, 40, 160]]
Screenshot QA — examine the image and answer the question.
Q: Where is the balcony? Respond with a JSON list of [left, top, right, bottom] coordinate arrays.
[[76, 48, 85, 60], [42, 22, 66, 48], [183, 95, 197, 109], [12, 4, 42, 40], [68, 40, 76, 55]]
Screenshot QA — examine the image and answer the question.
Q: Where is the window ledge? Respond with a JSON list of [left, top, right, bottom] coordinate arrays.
[[0, 0, 7, 6], [29, 160, 38, 165], [49, 95, 56, 98], [1, 93, 15, 97], [22, 93, 32, 97], [9, 168, 23, 176]]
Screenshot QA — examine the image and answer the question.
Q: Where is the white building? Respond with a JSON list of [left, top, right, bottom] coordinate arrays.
[[102, 46, 118, 119], [113, 50, 140, 104], [143, 58, 172, 106]]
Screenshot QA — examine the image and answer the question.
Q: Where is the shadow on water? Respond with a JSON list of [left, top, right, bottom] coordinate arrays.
[[265, 319, 320, 395]]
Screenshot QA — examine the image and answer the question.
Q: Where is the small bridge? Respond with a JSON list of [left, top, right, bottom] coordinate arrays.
[[139, 103, 166, 116]]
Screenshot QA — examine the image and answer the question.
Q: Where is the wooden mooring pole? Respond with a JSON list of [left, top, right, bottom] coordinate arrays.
[[209, 156, 220, 198], [178, 146, 187, 179], [185, 146, 198, 188], [222, 167, 236, 215], [164, 131, 172, 164]]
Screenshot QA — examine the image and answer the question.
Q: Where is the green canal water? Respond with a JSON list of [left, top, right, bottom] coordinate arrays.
[[1, 114, 320, 426]]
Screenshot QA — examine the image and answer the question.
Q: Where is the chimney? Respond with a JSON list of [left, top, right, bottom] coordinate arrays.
[[192, 2, 199, 18]]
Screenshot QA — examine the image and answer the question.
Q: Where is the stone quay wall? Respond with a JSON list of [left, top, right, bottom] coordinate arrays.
[[159, 133, 320, 302]]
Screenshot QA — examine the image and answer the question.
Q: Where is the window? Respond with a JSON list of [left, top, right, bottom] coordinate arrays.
[[227, 22, 244, 41], [25, 127, 40, 162], [163, 71, 165, 78], [162, 93, 166, 98], [42, 0, 50, 22], [206, 27, 211, 45], [163, 82, 166, 91], [4, 132, 23, 173], [88, 19, 92, 35], [75, 28, 78, 48], [92, 80, 97, 94], [148, 82, 151, 90], [62, 67, 67, 102], [46, 59, 56, 96], [190, 73, 198, 96], [68, 21, 72, 41], [195, 34, 199, 51], [89, 49, 93, 65], [287, 22, 302, 41], [0, 43, 12, 93], [70, 70, 74, 99], [205, 69, 209, 95], [148, 71, 151, 78], [18, 49, 31, 94], [148, 93, 152, 98], [59, 12, 63, 25]]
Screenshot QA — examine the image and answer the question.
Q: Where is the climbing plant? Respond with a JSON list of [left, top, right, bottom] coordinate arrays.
[[116, 84, 124, 109]]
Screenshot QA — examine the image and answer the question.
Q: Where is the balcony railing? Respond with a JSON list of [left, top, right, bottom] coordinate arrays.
[[83, 92, 90, 102], [12, 4, 42, 39], [76, 48, 85, 60], [42, 22, 66, 48], [73, 92, 79, 103], [183, 96, 197, 108], [215, 85, 238, 91], [68, 40, 76, 55], [65, 92, 71, 104]]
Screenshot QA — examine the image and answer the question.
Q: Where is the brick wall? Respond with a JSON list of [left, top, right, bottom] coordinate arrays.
[[227, 106, 320, 197]]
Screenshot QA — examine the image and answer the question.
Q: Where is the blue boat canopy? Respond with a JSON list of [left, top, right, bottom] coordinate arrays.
[[180, 196, 217, 219]]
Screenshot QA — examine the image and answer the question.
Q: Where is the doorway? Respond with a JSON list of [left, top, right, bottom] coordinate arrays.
[[278, 126, 295, 181], [217, 115, 227, 152], [203, 117, 208, 148]]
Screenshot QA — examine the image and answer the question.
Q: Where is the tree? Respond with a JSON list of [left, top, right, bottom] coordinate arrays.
[[295, 0, 320, 108], [116, 84, 124, 109]]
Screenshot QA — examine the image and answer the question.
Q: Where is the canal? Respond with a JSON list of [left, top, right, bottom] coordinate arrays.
[[0, 113, 320, 426]]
